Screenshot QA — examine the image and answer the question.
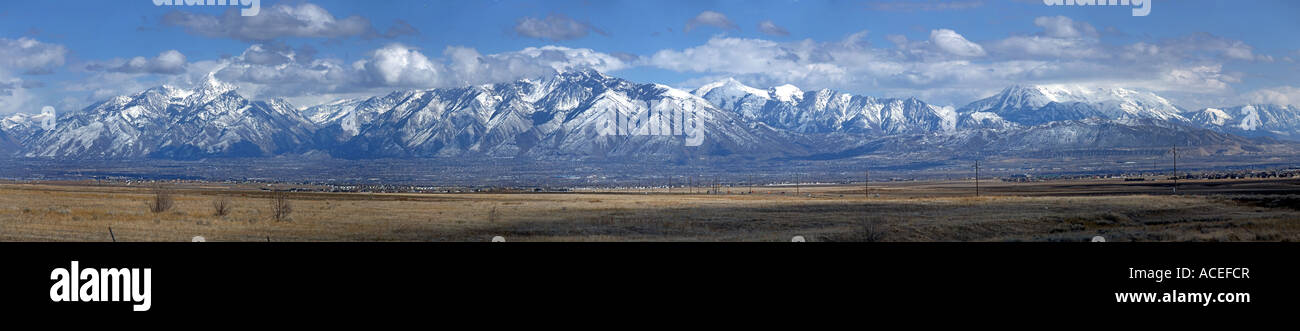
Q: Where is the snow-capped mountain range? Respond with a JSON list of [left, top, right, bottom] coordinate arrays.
[[1, 69, 1296, 160], [692, 78, 956, 135], [2, 111, 54, 140], [1188, 104, 1300, 139], [955, 84, 1188, 129], [307, 69, 800, 159], [19, 73, 316, 159]]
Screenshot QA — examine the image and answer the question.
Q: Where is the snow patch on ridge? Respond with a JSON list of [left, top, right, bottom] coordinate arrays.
[[771, 84, 803, 103]]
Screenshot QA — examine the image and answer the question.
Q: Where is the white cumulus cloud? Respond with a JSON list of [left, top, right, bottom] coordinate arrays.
[[685, 11, 738, 33], [513, 14, 605, 41], [161, 3, 378, 41], [1033, 16, 1099, 39], [929, 29, 985, 57], [1248, 86, 1300, 107], [758, 20, 790, 36], [0, 38, 68, 75], [88, 50, 188, 75], [357, 44, 442, 87]]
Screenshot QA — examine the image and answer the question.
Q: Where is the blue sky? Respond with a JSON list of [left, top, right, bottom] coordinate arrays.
[[3, 0, 1300, 115]]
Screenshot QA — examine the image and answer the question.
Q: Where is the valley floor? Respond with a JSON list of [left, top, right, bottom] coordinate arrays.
[[1, 178, 1298, 242]]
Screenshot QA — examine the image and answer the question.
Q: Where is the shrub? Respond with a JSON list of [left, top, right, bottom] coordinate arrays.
[[270, 191, 292, 222], [859, 218, 888, 242], [146, 186, 174, 213], [212, 197, 231, 217]]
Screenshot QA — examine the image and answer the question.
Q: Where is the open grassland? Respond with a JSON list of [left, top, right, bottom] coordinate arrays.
[[1, 178, 1298, 242]]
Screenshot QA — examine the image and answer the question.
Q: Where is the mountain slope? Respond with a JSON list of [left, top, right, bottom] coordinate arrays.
[[818, 118, 1278, 161], [8, 71, 1295, 162], [956, 85, 1187, 128], [0, 127, 19, 155], [693, 78, 956, 135], [2, 111, 55, 143], [336, 70, 803, 159], [25, 76, 317, 159], [1189, 104, 1300, 140]]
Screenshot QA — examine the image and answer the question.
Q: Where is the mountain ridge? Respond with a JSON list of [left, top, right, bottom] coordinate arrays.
[[2, 70, 1295, 161]]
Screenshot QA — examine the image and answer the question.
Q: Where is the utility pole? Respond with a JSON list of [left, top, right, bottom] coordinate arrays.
[[974, 160, 980, 197], [864, 169, 870, 199], [1172, 146, 1178, 194]]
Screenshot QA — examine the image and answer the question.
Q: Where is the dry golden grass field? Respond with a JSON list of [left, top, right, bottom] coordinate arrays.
[[1, 178, 1299, 242]]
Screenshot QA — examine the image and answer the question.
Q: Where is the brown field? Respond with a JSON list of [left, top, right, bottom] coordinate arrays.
[[1, 178, 1299, 242]]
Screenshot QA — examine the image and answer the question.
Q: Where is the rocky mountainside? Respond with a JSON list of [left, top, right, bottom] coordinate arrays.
[[2, 111, 54, 142], [5, 70, 1292, 161], [956, 85, 1187, 129], [693, 78, 956, 135], [1188, 104, 1300, 140], [328, 70, 802, 159], [22, 74, 317, 159], [0, 127, 19, 155]]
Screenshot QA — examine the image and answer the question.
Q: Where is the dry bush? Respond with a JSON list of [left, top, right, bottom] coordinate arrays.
[[146, 185, 174, 213], [270, 191, 292, 222], [859, 218, 889, 242], [212, 196, 231, 217]]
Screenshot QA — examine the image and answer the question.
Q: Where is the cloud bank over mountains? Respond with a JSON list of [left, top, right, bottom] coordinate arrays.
[[1, 3, 1298, 117]]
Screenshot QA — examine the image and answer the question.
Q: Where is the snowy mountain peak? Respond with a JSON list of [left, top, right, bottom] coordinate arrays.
[[959, 84, 1186, 127], [22, 72, 318, 159], [692, 79, 774, 121], [998, 84, 1124, 107], [771, 84, 803, 103], [184, 70, 238, 105], [143, 85, 195, 101], [2, 111, 56, 141], [202, 75, 236, 94], [693, 78, 771, 99], [3, 112, 49, 130], [652, 84, 697, 100], [302, 97, 367, 125], [695, 80, 954, 135], [1188, 104, 1300, 139], [1195, 108, 1232, 126], [553, 67, 610, 82], [1002, 84, 1178, 111]]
